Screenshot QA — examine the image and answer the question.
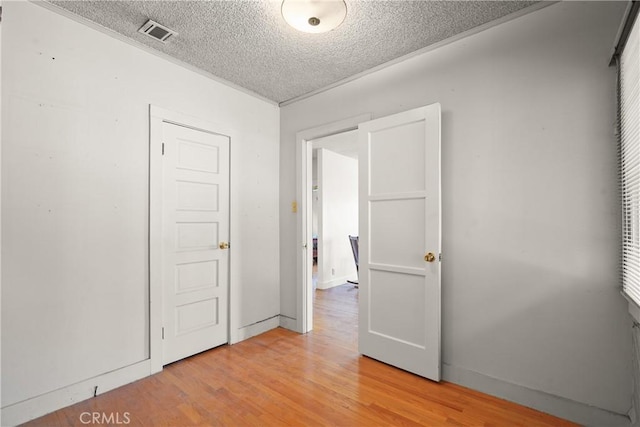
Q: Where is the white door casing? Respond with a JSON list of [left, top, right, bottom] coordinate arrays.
[[358, 104, 441, 381], [161, 122, 230, 365]]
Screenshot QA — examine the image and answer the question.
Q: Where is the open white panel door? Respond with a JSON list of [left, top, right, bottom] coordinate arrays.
[[358, 104, 441, 381]]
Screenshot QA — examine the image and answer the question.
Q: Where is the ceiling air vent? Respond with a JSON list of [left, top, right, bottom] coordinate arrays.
[[138, 20, 176, 43]]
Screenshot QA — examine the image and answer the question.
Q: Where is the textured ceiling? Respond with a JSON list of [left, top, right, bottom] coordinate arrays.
[[47, 0, 540, 104]]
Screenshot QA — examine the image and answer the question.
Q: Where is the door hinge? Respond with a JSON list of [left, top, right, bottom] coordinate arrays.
[[162, 143, 165, 155], [162, 327, 165, 339]]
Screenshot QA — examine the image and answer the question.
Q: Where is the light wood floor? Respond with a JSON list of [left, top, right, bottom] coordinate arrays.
[[24, 284, 576, 426]]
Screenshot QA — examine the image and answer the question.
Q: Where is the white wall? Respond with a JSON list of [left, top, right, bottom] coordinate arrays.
[[280, 1, 631, 422], [1, 0, 279, 420], [316, 149, 358, 289]]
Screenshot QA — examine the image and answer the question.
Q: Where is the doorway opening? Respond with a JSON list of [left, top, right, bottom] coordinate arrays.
[[295, 114, 371, 334], [310, 131, 359, 329]]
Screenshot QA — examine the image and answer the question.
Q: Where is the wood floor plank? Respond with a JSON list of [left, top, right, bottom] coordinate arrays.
[[22, 283, 577, 427]]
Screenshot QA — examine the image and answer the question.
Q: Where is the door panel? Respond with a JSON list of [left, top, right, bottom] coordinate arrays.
[[175, 260, 219, 293], [369, 270, 426, 346], [176, 182, 219, 211], [162, 122, 230, 365], [370, 121, 426, 194], [176, 222, 218, 250], [358, 104, 441, 381], [370, 198, 426, 268], [177, 141, 220, 173]]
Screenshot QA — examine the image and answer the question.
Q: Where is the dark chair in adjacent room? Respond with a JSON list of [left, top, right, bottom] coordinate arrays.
[[348, 235, 359, 287]]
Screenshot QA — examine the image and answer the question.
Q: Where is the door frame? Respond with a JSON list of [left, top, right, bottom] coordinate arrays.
[[149, 105, 239, 373], [295, 113, 371, 333]]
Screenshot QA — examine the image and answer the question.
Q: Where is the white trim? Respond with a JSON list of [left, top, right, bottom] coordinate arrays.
[[609, 1, 638, 65], [295, 114, 372, 333], [148, 106, 164, 374], [149, 106, 240, 370], [2, 360, 151, 426], [279, 315, 297, 331], [236, 316, 280, 342], [0, 1, 4, 421], [279, 2, 555, 107], [622, 291, 640, 324], [30, 1, 277, 106], [443, 363, 630, 427], [630, 301, 640, 325]]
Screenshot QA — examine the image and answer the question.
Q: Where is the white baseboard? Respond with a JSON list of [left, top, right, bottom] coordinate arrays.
[[317, 275, 357, 290], [235, 315, 280, 342], [279, 315, 298, 332], [443, 363, 630, 427], [1, 360, 151, 426]]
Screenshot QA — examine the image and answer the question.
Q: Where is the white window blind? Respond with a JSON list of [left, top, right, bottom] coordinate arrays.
[[620, 9, 640, 307]]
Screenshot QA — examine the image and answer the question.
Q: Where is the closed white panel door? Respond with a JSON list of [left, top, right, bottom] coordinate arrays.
[[162, 122, 230, 365], [358, 104, 441, 381]]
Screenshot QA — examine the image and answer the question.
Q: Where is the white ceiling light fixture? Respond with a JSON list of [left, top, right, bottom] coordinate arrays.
[[281, 0, 347, 34]]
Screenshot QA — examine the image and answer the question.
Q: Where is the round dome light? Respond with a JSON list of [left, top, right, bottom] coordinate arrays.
[[281, 0, 347, 34]]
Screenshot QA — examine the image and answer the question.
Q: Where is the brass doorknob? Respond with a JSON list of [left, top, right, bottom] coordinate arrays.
[[219, 242, 229, 250], [424, 252, 436, 262]]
